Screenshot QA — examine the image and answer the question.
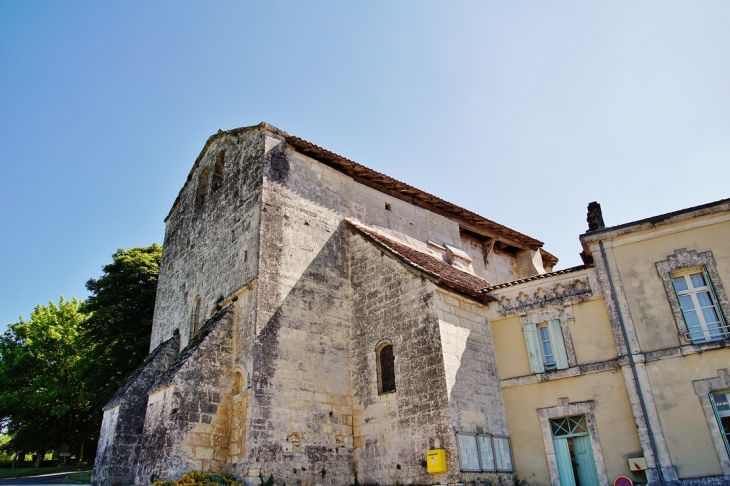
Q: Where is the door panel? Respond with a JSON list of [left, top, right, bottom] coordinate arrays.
[[553, 438, 576, 486], [572, 435, 599, 486]]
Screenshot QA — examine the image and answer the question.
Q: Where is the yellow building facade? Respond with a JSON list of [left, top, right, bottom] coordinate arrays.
[[487, 199, 730, 486]]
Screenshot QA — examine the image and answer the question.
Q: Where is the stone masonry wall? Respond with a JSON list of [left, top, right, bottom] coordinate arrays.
[[435, 289, 513, 484], [349, 230, 458, 486], [151, 130, 264, 351], [91, 336, 180, 486], [285, 148, 523, 286], [238, 134, 355, 485], [135, 306, 236, 485]]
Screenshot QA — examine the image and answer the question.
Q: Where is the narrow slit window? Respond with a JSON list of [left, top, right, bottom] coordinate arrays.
[[377, 343, 396, 394], [191, 297, 201, 337], [212, 150, 226, 192]]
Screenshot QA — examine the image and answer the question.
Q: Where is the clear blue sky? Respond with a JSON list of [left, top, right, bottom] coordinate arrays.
[[2, 1, 729, 332]]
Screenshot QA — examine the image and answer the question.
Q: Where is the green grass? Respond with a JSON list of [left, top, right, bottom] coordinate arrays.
[[0, 465, 89, 479], [65, 471, 92, 483]]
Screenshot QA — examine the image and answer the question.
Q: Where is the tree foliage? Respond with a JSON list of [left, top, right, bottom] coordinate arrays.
[[0, 298, 88, 455], [0, 244, 162, 459], [78, 244, 163, 432]]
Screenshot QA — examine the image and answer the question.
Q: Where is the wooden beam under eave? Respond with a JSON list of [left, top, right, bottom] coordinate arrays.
[[458, 221, 531, 251]]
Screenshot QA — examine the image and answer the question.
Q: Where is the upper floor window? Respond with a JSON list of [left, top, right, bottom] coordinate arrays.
[[710, 390, 730, 457], [212, 150, 226, 192], [672, 267, 728, 343], [656, 249, 730, 347], [377, 343, 395, 394], [524, 320, 569, 373], [195, 167, 210, 211]]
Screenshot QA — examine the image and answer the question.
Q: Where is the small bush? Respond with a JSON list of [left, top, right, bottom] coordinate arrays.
[[154, 471, 243, 486]]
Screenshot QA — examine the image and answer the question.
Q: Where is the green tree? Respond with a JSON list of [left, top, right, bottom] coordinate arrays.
[[0, 298, 89, 458], [78, 244, 163, 424]]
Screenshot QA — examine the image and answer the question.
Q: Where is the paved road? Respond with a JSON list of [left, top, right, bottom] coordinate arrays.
[[0, 471, 91, 485]]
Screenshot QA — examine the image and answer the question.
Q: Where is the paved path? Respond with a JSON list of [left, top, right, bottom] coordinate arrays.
[[0, 471, 91, 485]]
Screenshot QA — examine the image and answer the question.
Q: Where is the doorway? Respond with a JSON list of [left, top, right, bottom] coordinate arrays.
[[551, 415, 600, 486]]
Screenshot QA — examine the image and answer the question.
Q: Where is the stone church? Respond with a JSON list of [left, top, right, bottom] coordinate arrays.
[[92, 123, 730, 486], [92, 122, 555, 486]]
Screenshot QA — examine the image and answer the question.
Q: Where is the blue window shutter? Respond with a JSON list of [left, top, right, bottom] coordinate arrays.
[[548, 319, 569, 370], [523, 323, 544, 373]]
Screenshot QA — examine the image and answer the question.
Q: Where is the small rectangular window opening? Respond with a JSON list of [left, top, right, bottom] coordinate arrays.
[[244, 250, 248, 262], [384, 202, 391, 211]]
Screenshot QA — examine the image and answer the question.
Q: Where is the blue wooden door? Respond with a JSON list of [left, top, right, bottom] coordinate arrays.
[[553, 438, 576, 486], [572, 435, 599, 486]]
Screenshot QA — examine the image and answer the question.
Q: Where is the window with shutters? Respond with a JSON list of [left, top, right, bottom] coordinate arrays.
[[376, 342, 396, 394], [523, 320, 569, 373]]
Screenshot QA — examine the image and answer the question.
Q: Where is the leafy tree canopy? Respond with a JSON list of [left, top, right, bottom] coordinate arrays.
[[78, 244, 163, 419], [0, 244, 162, 459], [0, 297, 88, 454]]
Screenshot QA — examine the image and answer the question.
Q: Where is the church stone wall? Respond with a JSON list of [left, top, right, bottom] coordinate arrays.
[[349, 229, 457, 486], [238, 133, 355, 485], [135, 307, 236, 485], [92, 336, 180, 486], [151, 130, 265, 351]]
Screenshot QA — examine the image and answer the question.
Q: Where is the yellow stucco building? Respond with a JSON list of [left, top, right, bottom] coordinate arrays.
[[486, 199, 730, 486]]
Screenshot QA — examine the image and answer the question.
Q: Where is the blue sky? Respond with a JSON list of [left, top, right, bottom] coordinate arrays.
[[2, 1, 729, 332]]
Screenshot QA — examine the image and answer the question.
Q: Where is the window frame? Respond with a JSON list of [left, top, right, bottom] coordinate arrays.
[[376, 341, 396, 395], [524, 319, 569, 373], [693, 369, 730, 475], [656, 249, 730, 348], [456, 433, 513, 473], [711, 390, 730, 459], [671, 267, 728, 343]]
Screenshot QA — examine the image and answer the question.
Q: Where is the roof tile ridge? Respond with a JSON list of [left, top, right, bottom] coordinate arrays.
[[485, 264, 590, 291], [345, 219, 491, 290]]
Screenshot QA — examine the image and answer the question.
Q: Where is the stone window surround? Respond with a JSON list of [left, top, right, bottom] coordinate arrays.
[[537, 398, 609, 486], [656, 249, 730, 348], [375, 339, 395, 395], [519, 303, 578, 371], [693, 368, 730, 476]]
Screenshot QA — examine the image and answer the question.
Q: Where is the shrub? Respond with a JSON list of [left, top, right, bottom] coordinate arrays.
[[154, 471, 243, 486]]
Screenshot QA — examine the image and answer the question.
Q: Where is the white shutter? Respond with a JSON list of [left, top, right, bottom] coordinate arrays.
[[523, 323, 544, 373], [548, 319, 569, 370]]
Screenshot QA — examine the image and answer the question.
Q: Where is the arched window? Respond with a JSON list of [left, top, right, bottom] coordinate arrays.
[[191, 297, 201, 337], [377, 343, 396, 394], [195, 167, 210, 210], [212, 150, 226, 192]]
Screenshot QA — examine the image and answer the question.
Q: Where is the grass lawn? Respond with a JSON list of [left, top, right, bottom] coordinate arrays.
[[65, 471, 92, 483], [0, 465, 89, 479]]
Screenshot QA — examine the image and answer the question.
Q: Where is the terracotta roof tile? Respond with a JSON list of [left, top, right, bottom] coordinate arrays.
[[485, 265, 589, 291], [347, 220, 495, 302]]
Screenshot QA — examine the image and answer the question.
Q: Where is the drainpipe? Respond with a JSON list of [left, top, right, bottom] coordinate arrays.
[[599, 240, 666, 486]]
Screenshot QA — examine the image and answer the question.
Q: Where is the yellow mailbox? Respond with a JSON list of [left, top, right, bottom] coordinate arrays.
[[426, 449, 447, 473]]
